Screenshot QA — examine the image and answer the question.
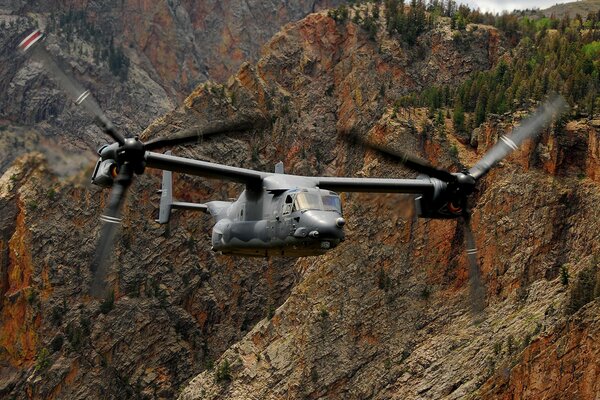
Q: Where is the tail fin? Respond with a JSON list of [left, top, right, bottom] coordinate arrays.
[[157, 167, 174, 224], [156, 151, 208, 224]]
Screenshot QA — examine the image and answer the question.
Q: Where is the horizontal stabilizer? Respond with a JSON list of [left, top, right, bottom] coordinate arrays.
[[171, 202, 208, 212]]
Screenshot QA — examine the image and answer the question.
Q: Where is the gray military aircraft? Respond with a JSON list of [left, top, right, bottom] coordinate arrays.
[[19, 30, 566, 306]]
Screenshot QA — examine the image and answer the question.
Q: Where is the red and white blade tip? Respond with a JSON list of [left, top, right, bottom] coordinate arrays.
[[18, 29, 44, 52]]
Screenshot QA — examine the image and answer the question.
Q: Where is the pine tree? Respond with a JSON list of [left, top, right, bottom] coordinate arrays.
[[453, 100, 465, 133]]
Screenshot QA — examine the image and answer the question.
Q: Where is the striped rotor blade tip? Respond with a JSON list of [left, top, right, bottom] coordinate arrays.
[[19, 30, 44, 52], [469, 95, 568, 180]]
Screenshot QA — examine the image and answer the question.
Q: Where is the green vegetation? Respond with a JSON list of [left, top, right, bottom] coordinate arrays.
[[66, 322, 83, 350], [48, 8, 130, 80], [26, 289, 38, 305], [449, 144, 459, 158], [493, 341, 502, 355], [328, 5, 349, 22], [560, 264, 570, 286], [51, 305, 64, 326], [27, 200, 38, 211], [99, 290, 115, 314], [47, 188, 57, 200], [522, 332, 532, 348], [377, 268, 392, 291], [107, 38, 130, 81], [35, 347, 50, 371], [506, 334, 515, 354], [50, 335, 64, 353], [385, 5, 600, 129], [582, 41, 600, 58], [420, 285, 431, 300], [319, 306, 330, 318], [566, 257, 600, 315], [385, 0, 430, 45], [215, 360, 232, 383]]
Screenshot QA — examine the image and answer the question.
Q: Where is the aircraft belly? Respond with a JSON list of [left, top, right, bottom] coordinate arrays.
[[214, 235, 340, 257], [229, 220, 269, 242], [212, 218, 340, 257]]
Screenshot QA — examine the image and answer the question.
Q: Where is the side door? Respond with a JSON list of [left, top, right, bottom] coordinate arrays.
[[277, 194, 294, 239]]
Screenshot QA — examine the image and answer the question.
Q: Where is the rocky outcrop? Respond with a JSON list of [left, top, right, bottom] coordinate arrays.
[[2, 4, 600, 400], [479, 298, 600, 399], [0, 0, 346, 175], [0, 150, 300, 398], [168, 13, 600, 400]]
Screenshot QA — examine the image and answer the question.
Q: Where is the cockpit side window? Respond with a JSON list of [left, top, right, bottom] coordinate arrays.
[[322, 195, 342, 213], [283, 194, 294, 215]]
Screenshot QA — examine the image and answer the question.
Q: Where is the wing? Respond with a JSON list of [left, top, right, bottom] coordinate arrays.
[[146, 152, 437, 195], [316, 177, 436, 195], [145, 151, 267, 187]]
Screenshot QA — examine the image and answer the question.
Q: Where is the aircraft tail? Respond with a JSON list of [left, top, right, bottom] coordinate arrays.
[[156, 151, 208, 224]]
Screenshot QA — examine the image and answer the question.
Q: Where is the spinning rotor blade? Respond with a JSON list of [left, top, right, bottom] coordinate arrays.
[[19, 30, 125, 145], [463, 212, 485, 314], [469, 95, 567, 180], [90, 164, 134, 298], [348, 133, 457, 182], [143, 120, 255, 150]]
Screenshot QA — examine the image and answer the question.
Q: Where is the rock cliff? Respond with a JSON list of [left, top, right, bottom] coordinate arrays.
[[1, 3, 600, 400], [0, 0, 345, 170]]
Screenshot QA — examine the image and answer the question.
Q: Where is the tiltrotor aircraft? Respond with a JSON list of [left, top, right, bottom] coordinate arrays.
[[19, 30, 566, 307]]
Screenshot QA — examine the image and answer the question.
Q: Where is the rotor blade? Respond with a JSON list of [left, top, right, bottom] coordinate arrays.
[[346, 133, 457, 182], [19, 30, 125, 145], [143, 120, 255, 151], [463, 213, 485, 314], [89, 164, 134, 297], [468, 95, 567, 180]]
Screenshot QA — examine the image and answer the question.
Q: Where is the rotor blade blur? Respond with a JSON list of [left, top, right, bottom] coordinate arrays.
[[21, 31, 125, 145], [463, 213, 485, 314], [468, 95, 567, 180], [89, 165, 133, 297], [143, 120, 255, 150], [347, 133, 457, 182]]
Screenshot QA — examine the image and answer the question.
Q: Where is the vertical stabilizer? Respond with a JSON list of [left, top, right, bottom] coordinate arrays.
[[275, 161, 284, 174], [157, 152, 174, 224], [156, 151, 209, 224]]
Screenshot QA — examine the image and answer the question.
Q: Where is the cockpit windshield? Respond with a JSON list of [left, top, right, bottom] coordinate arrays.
[[322, 195, 342, 213], [294, 192, 322, 211], [290, 191, 342, 213]]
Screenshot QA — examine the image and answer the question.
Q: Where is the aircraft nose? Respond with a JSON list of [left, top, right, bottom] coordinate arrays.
[[303, 211, 345, 240]]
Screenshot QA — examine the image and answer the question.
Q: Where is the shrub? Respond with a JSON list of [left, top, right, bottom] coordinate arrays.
[[560, 264, 569, 286], [215, 360, 231, 383], [99, 290, 114, 314], [50, 335, 64, 353], [566, 263, 598, 315], [35, 347, 50, 371]]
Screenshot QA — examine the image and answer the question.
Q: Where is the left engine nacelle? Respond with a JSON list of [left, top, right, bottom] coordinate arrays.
[[91, 158, 118, 188], [91, 143, 121, 187]]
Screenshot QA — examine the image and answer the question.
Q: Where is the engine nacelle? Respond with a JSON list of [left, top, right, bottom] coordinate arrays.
[[91, 158, 117, 188], [415, 174, 474, 219]]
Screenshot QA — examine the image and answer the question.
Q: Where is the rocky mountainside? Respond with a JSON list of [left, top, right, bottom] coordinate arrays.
[[0, 0, 346, 171], [2, 2, 600, 400], [166, 12, 600, 399], [543, 0, 600, 17]]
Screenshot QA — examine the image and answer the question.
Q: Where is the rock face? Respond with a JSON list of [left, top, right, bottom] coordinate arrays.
[[2, 4, 600, 400], [0, 2, 349, 399], [479, 299, 600, 399], [0, 150, 300, 398], [165, 12, 599, 400], [543, 0, 600, 18], [0, 0, 346, 169]]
